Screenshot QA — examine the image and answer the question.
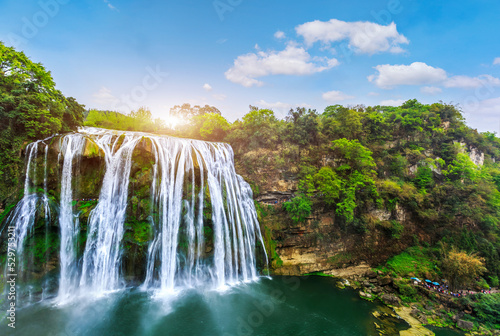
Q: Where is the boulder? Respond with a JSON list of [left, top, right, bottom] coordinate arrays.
[[410, 308, 420, 319], [378, 276, 392, 286], [457, 319, 474, 330], [381, 294, 401, 307], [360, 291, 372, 299], [366, 270, 378, 278], [418, 315, 428, 324]]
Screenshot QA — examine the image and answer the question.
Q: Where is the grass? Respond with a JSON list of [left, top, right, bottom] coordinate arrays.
[[378, 246, 439, 279]]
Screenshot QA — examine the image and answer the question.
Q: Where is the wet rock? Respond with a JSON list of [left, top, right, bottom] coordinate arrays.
[[452, 312, 464, 322], [371, 286, 382, 294], [381, 294, 401, 307], [418, 315, 428, 324], [457, 319, 474, 330], [379, 276, 392, 286], [360, 291, 372, 299]]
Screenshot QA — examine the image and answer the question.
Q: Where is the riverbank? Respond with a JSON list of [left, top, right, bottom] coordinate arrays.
[[311, 267, 500, 336]]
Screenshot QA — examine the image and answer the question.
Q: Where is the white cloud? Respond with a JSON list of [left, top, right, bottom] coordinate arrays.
[[92, 87, 119, 105], [368, 62, 448, 89], [322, 90, 355, 102], [444, 75, 500, 89], [295, 19, 409, 54], [462, 96, 500, 116], [369, 62, 500, 90], [212, 94, 226, 101], [420, 86, 442, 95], [368, 92, 380, 96], [274, 31, 286, 39], [379, 99, 405, 106], [256, 100, 293, 110], [203, 83, 212, 91], [493, 57, 500, 65], [225, 45, 339, 87], [103, 0, 118, 11]]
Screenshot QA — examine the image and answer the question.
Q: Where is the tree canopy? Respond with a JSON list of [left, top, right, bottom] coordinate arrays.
[[0, 42, 84, 203]]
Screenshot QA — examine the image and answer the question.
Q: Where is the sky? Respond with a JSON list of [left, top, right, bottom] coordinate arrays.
[[1, 0, 500, 133]]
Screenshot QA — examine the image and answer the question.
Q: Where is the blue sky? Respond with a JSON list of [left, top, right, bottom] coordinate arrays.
[[1, 0, 500, 132]]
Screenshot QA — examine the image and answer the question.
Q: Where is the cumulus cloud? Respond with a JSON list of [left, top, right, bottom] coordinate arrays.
[[444, 75, 500, 89], [379, 99, 405, 106], [274, 31, 286, 39], [92, 87, 119, 105], [203, 83, 212, 91], [369, 62, 500, 90], [493, 57, 500, 65], [322, 90, 355, 102], [225, 45, 339, 87], [295, 19, 408, 54], [420, 86, 443, 95], [368, 62, 448, 89]]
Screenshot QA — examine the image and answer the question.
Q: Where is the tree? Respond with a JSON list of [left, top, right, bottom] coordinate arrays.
[[329, 139, 378, 222], [283, 194, 312, 223], [443, 152, 479, 182], [226, 108, 280, 152], [313, 167, 342, 205], [331, 138, 376, 175], [192, 112, 230, 142], [441, 247, 487, 290], [322, 105, 363, 140], [169, 103, 220, 120], [286, 107, 319, 160], [0, 42, 84, 203]]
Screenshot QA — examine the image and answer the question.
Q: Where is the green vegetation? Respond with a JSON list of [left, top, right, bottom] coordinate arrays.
[[75, 98, 500, 284], [380, 246, 439, 279], [282, 194, 312, 223], [84, 107, 167, 133], [470, 293, 500, 329], [0, 42, 84, 204], [441, 247, 487, 290]]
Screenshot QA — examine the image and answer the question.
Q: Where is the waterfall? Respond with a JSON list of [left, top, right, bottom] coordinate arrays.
[[3, 127, 268, 303], [79, 133, 140, 292], [57, 134, 85, 301]]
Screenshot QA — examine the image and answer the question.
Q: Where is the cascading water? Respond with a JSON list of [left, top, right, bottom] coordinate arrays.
[[79, 133, 141, 293], [57, 134, 85, 301], [2, 127, 268, 305]]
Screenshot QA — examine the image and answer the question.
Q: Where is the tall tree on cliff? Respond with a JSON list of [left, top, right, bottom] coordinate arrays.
[[0, 42, 85, 207]]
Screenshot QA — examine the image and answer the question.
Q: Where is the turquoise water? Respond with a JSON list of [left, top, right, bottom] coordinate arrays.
[[1, 276, 462, 336]]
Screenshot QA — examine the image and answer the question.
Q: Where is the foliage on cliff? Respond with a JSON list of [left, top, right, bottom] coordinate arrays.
[[74, 98, 500, 283], [0, 41, 85, 204], [222, 100, 500, 283]]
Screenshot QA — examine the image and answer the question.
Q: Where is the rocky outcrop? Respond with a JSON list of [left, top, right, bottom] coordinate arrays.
[[457, 319, 474, 330]]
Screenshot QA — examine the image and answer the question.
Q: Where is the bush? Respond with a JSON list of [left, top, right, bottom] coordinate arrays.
[[385, 247, 438, 278], [488, 276, 499, 288], [282, 194, 312, 223], [472, 293, 500, 329]]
